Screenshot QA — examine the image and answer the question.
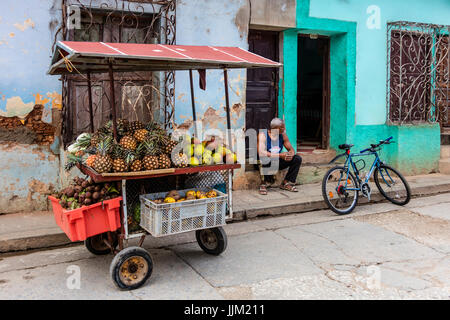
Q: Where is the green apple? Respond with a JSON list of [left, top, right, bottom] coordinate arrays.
[[212, 153, 224, 164]]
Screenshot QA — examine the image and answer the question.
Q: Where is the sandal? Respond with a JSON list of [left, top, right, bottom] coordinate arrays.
[[280, 182, 298, 192], [259, 184, 268, 195]]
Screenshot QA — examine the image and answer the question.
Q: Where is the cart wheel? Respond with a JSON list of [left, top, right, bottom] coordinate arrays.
[[85, 232, 118, 255], [110, 246, 153, 290], [196, 227, 227, 256]]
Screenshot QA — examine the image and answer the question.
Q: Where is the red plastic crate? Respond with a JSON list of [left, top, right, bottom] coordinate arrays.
[[49, 196, 122, 242]]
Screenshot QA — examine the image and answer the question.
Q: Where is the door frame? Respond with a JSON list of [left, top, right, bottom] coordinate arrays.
[[297, 34, 331, 149]]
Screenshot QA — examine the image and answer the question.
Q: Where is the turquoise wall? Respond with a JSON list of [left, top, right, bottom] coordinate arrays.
[[281, 0, 447, 173], [309, 0, 450, 125]]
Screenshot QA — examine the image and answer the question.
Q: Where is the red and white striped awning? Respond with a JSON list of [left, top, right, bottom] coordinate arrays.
[[48, 41, 281, 75]]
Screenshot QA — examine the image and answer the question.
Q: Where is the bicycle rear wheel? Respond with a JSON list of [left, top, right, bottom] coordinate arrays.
[[374, 165, 411, 205], [322, 166, 359, 215]]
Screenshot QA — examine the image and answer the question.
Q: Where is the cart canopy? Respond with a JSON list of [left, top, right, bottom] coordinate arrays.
[[49, 41, 282, 75]]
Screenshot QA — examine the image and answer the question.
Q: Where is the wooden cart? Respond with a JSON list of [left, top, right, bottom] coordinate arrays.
[[49, 41, 280, 290]]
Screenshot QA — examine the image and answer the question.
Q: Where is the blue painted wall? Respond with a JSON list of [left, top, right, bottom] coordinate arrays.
[[0, 0, 61, 118], [175, 0, 248, 136]]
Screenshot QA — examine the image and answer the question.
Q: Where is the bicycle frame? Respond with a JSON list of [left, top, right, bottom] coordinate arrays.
[[340, 151, 383, 192]]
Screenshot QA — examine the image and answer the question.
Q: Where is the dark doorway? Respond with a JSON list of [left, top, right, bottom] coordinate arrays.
[[246, 30, 279, 162], [297, 35, 330, 149]]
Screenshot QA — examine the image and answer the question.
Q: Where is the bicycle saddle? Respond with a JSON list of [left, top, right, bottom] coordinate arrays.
[[338, 144, 354, 150]]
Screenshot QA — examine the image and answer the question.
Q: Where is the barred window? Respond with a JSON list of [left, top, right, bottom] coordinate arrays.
[[387, 22, 449, 127], [60, 1, 176, 144]]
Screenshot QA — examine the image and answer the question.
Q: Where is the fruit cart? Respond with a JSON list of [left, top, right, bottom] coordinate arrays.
[[48, 41, 280, 290]]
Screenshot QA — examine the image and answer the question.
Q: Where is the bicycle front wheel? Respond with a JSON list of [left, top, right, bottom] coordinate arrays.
[[322, 166, 359, 215], [374, 165, 411, 205]]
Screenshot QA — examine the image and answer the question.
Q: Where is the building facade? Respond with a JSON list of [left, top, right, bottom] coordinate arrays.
[[0, 0, 449, 213]]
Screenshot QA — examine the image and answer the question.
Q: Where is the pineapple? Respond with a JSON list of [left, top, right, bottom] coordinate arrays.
[[85, 154, 97, 168], [163, 138, 178, 155], [113, 158, 127, 173], [142, 140, 159, 171], [93, 139, 113, 173], [130, 159, 143, 172], [173, 152, 189, 168], [134, 129, 149, 142], [111, 144, 128, 173], [125, 144, 144, 172], [129, 120, 145, 132], [120, 135, 137, 151], [90, 133, 101, 148], [158, 153, 172, 169]]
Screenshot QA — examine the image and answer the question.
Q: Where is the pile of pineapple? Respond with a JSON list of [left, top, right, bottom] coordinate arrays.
[[66, 119, 186, 174]]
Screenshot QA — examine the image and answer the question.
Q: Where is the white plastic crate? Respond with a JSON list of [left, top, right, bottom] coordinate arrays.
[[139, 188, 227, 237]]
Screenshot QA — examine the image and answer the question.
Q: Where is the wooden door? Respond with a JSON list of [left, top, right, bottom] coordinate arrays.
[[246, 30, 279, 160], [64, 10, 160, 142]]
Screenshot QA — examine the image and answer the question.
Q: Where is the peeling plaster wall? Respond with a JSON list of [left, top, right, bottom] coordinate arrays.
[[0, 143, 60, 213], [250, 0, 296, 29], [175, 0, 250, 180], [0, 1, 62, 213]]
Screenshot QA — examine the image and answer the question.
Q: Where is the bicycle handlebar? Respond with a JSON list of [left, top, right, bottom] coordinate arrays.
[[360, 136, 394, 153]]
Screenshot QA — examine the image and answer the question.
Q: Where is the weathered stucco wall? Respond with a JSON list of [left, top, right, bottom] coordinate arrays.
[[250, 0, 296, 30], [0, 143, 60, 213], [0, 0, 62, 119], [0, 1, 63, 213], [175, 0, 250, 176]]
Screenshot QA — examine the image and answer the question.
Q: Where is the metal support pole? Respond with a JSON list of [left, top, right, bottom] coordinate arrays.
[[122, 179, 128, 240], [223, 69, 234, 219], [108, 62, 118, 141], [86, 71, 95, 133], [189, 69, 199, 138]]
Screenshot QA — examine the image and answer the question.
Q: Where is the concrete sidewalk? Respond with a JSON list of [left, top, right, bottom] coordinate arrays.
[[232, 173, 450, 219], [1, 173, 450, 254]]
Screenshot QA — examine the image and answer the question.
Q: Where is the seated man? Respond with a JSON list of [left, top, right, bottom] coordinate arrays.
[[257, 118, 302, 195]]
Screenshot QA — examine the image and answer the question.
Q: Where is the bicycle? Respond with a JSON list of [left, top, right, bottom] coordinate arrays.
[[322, 136, 411, 215]]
